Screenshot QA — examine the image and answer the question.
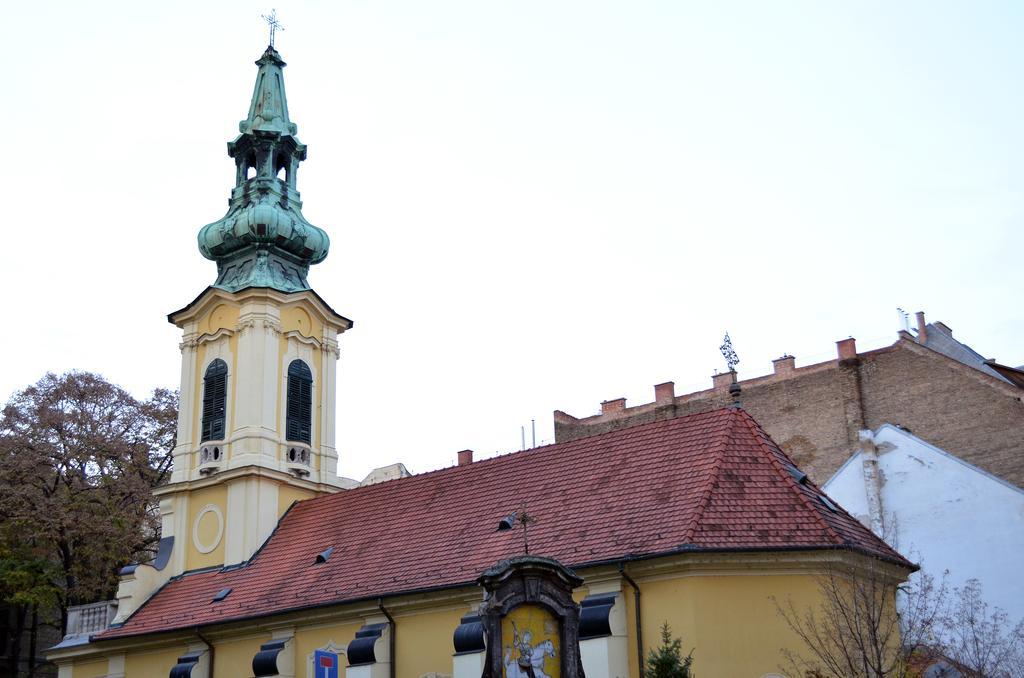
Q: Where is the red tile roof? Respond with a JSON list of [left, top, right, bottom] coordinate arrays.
[[99, 407, 911, 640]]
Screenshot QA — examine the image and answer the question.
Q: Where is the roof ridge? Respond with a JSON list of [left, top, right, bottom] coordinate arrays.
[[897, 336, 1022, 397], [549, 405, 737, 444], [734, 409, 841, 545], [682, 409, 736, 544], [301, 407, 739, 510]]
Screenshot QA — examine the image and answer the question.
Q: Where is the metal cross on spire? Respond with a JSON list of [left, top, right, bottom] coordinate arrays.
[[262, 9, 284, 48], [720, 332, 740, 372]]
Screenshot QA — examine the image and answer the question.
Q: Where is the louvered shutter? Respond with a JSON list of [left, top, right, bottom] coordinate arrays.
[[286, 360, 313, 444], [201, 359, 228, 442]]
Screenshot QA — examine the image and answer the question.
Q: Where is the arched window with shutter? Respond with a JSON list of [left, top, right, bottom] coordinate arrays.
[[201, 359, 228, 442], [286, 360, 313, 444]]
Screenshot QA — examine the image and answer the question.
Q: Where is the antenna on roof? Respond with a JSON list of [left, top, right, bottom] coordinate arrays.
[[531, 419, 536, 448]]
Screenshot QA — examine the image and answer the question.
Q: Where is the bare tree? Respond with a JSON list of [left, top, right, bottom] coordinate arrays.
[[0, 371, 177, 676], [940, 579, 1024, 678], [774, 560, 946, 678]]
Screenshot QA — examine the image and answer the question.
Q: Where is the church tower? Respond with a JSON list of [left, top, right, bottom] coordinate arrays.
[[136, 45, 352, 599]]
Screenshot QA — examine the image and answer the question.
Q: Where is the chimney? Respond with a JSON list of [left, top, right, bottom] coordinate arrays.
[[654, 381, 675, 404], [772, 354, 796, 375], [712, 371, 737, 391], [457, 449, 474, 466], [836, 337, 857, 361], [601, 398, 626, 415], [916, 311, 927, 344]]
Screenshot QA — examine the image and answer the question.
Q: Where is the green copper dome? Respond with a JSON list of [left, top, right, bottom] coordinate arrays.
[[198, 46, 330, 293]]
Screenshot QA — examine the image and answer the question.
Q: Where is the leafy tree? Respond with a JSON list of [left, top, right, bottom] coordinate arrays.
[[645, 622, 694, 678], [0, 371, 177, 675]]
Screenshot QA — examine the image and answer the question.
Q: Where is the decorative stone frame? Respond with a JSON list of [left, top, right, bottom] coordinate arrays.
[[279, 338, 318, 450], [477, 556, 585, 678], [306, 641, 345, 678], [194, 338, 234, 476], [192, 504, 224, 554]]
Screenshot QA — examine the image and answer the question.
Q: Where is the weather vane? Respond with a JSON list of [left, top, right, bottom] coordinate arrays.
[[720, 332, 740, 372], [262, 9, 284, 48]]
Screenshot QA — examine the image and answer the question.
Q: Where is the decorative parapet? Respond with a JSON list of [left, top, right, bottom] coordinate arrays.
[[51, 600, 118, 648], [68, 600, 117, 636]]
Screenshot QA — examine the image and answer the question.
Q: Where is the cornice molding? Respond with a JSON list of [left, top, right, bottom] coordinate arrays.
[[154, 464, 344, 497], [170, 286, 352, 332], [284, 329, 320, 348], [52, 549, 905, 662], [196, 327, 235, 345]]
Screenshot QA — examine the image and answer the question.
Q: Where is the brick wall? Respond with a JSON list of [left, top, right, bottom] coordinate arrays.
[[555, 338, 1024, 488]]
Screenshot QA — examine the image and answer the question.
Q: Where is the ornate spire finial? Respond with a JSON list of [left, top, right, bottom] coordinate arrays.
[[720, 332, 740, 373], [196, 45, 330, 294], [262, 9, 284, 48]]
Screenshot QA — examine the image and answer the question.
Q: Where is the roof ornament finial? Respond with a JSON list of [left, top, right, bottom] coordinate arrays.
[[517, 506, 537, 555], [196, 38, 330, 293], [498, 505, 538, 554], [262, 9, 284, 48], [720, 332, 740, 373]]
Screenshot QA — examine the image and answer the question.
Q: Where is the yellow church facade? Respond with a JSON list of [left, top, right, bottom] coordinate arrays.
[[47, 43, 913, 678]]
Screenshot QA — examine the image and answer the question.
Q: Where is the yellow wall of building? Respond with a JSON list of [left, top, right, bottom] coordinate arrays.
[[294, 620, 364, 678], [57, 562, 898, 678], [394, 605, 468, 678], [125, 645, 185, 676], [635, 572, 823, 678], [278, 484, 317, 517], [213, 636, 264, 678], [199, 303, 240, 336], [282, 304, 323, 338], [69, 657, 107, 678], [185, 484, 228, 570]]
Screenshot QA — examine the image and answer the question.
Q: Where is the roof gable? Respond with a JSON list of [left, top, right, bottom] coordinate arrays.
[[829, 424, 1024, 498], [100, 408, 908, 640]]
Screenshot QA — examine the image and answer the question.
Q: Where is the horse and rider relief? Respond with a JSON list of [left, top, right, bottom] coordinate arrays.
[[501, 604, 560, 678]]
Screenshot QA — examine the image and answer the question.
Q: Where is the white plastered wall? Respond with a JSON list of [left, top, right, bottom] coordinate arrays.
[[824, 424, 1024, 624], [232, 301, 282, 467]]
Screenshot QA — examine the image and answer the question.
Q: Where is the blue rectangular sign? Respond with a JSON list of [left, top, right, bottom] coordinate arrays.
[[314, 650, 339, 678]]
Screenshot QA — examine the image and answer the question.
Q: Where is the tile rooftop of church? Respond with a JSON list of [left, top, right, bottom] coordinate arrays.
[[48, 37, 921, 678], [98, 406, 909, 641]]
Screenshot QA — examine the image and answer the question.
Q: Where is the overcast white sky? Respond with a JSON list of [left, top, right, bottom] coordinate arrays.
[[3, 2, 1022, 480]]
